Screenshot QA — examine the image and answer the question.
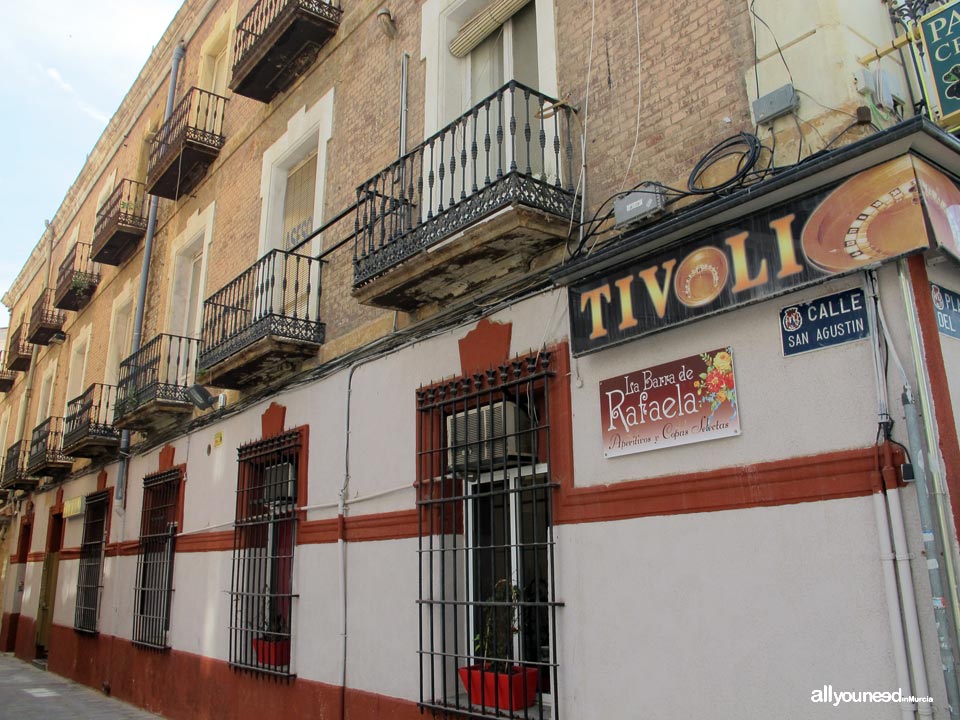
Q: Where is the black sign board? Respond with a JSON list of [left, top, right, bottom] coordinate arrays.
[[780, 288, 869, 356]]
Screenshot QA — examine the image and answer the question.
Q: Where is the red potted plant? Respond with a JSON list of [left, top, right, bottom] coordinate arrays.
[[252, 608, 290, 667], [458, 579, 539, 711]]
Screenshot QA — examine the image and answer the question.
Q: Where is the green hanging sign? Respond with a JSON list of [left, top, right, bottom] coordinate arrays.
[[919, 0, 960, 128]]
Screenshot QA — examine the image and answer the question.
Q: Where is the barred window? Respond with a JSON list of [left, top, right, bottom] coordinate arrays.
[[229, 430, 301, 676], [133, 468, 181, 648], [75, 490, 109, 633], [417, 351, 559, 719]]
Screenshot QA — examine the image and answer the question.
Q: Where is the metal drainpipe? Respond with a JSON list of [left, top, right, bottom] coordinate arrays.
[[13, 221, 54, 448], [115, 41, 185, 503]]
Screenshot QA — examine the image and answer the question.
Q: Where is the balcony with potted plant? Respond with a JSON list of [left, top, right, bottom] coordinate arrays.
[[113, 333, 200, 433], [54, 242, 101, 311], [91, 179, 148, 266]]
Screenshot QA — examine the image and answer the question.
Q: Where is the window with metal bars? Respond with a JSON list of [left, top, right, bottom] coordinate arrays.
[[417, 350, 559, 720], [229, 430, 301, 676], [132, 468, 182, 648], [75, 490, 109, 633]]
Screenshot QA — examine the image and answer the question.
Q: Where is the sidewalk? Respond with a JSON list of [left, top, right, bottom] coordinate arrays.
[[0, 653, 162, 719]]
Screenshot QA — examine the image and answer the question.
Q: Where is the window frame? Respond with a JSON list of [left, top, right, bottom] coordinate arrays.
[[75, 490, 110, 634], [228, 426, 307, 677], [417, 349, 560, 719], [132, 466, 184, 649]]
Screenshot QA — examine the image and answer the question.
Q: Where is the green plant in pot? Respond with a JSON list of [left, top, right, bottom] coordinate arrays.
[[458, 578, 539, 710], [251, 596, 290, 667], [69, 273, 95, 299]]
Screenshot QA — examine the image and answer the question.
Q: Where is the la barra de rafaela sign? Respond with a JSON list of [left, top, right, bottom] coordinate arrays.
[[568, 155, 960, 355], [599, 348, 741, 458]]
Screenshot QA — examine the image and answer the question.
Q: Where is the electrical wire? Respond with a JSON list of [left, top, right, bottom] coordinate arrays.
[[618, 0, 643, 193]]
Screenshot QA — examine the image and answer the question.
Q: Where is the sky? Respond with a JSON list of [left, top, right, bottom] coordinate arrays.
[[0, 0, 183, 328]]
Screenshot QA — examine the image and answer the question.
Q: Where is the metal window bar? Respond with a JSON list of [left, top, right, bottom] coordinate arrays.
[[417, 351, 559, 720], [199, 248, 323, 369], [94, 179, 148, 240], [133, 468, 181, 648], [228, 430, 300, 676], [55, 242, 101, 303], [353, 81, 578, 286], [75, 490, 109, 633], [28, 416, 72, 469], [233, 0, 343, 71], [64, 383, 120, 447], [147, 87, 227, 178], [115, 333, 199, 419]]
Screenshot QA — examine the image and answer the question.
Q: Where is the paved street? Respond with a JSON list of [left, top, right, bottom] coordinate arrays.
[[0, 653, 162, 719]]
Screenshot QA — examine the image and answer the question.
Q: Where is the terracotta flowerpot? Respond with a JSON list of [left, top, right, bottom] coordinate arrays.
[[457, 664, 539, 710], [252, 637, 290, 666]]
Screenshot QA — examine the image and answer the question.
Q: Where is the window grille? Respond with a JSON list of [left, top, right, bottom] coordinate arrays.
[[417, 351, 559, 719], [75, 490, 109, 633], [229, 430, 300, 676], [133, 468, 181, 648]]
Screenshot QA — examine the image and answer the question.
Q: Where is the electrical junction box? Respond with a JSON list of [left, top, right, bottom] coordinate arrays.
[[752, 83, 799, 125], [614, 185, 666, 228]]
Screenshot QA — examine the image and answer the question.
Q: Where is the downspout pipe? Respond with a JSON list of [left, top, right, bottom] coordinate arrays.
[[115, 40, 185, 503], [13, 221, 54, 448]]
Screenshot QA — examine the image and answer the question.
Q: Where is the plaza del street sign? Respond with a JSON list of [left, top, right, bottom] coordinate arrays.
[[932, 282, 960, 340], [780, 288, 870, 356], [920, 0, 960, 128]]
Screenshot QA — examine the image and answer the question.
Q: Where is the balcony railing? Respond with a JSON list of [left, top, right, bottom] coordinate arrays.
[[198, 248, 324, 388], [115, 334, 199, 431], [146, 87, 227, 200], [28, 289, 65, 345], [1, 441, 35, 491], [0, 354, 15, 392], [230, 0, 343, 102], [26, 416, 73, 479], [6, 323, 33, 371], [54, 242, 101, 311], [92, 179, 148, 266], [63, 383, 121, 458], [353, 81, 578, 297]]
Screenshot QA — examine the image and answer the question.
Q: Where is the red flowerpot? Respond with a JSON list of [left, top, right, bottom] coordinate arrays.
[[457, 664, 539, 711], [252, 637, 290, 666]]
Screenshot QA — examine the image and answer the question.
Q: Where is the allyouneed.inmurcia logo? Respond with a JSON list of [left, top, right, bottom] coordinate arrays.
[[811, 685, 933, 707]]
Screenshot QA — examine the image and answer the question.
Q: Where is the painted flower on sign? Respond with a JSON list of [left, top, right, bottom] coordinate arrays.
[[694, 348, 738, 425]]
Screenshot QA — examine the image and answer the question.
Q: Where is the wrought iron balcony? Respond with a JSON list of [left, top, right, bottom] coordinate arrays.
[[0, 355, 15, 392], [92, 179, 148, 266], [114, 333, 199, 432], [353, 81, 579, 312], [6, 323, 33, 371], [28, 289, 65, 345], [54, 242, 101, 311], [146, 88, 227, 200], [1, 441, 35, 491], [230, 0, 343, 103], [63, 383, 121, 458], [26, 416, 74, 479], [198, 248, 324, 389]]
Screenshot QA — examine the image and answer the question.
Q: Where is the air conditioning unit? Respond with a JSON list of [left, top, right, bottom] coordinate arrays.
[[262, 461, 295, 504], [446, 401, 534, 471]]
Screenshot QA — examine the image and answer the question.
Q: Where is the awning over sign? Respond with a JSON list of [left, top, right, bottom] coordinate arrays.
[[567, 153, 960, 356]]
